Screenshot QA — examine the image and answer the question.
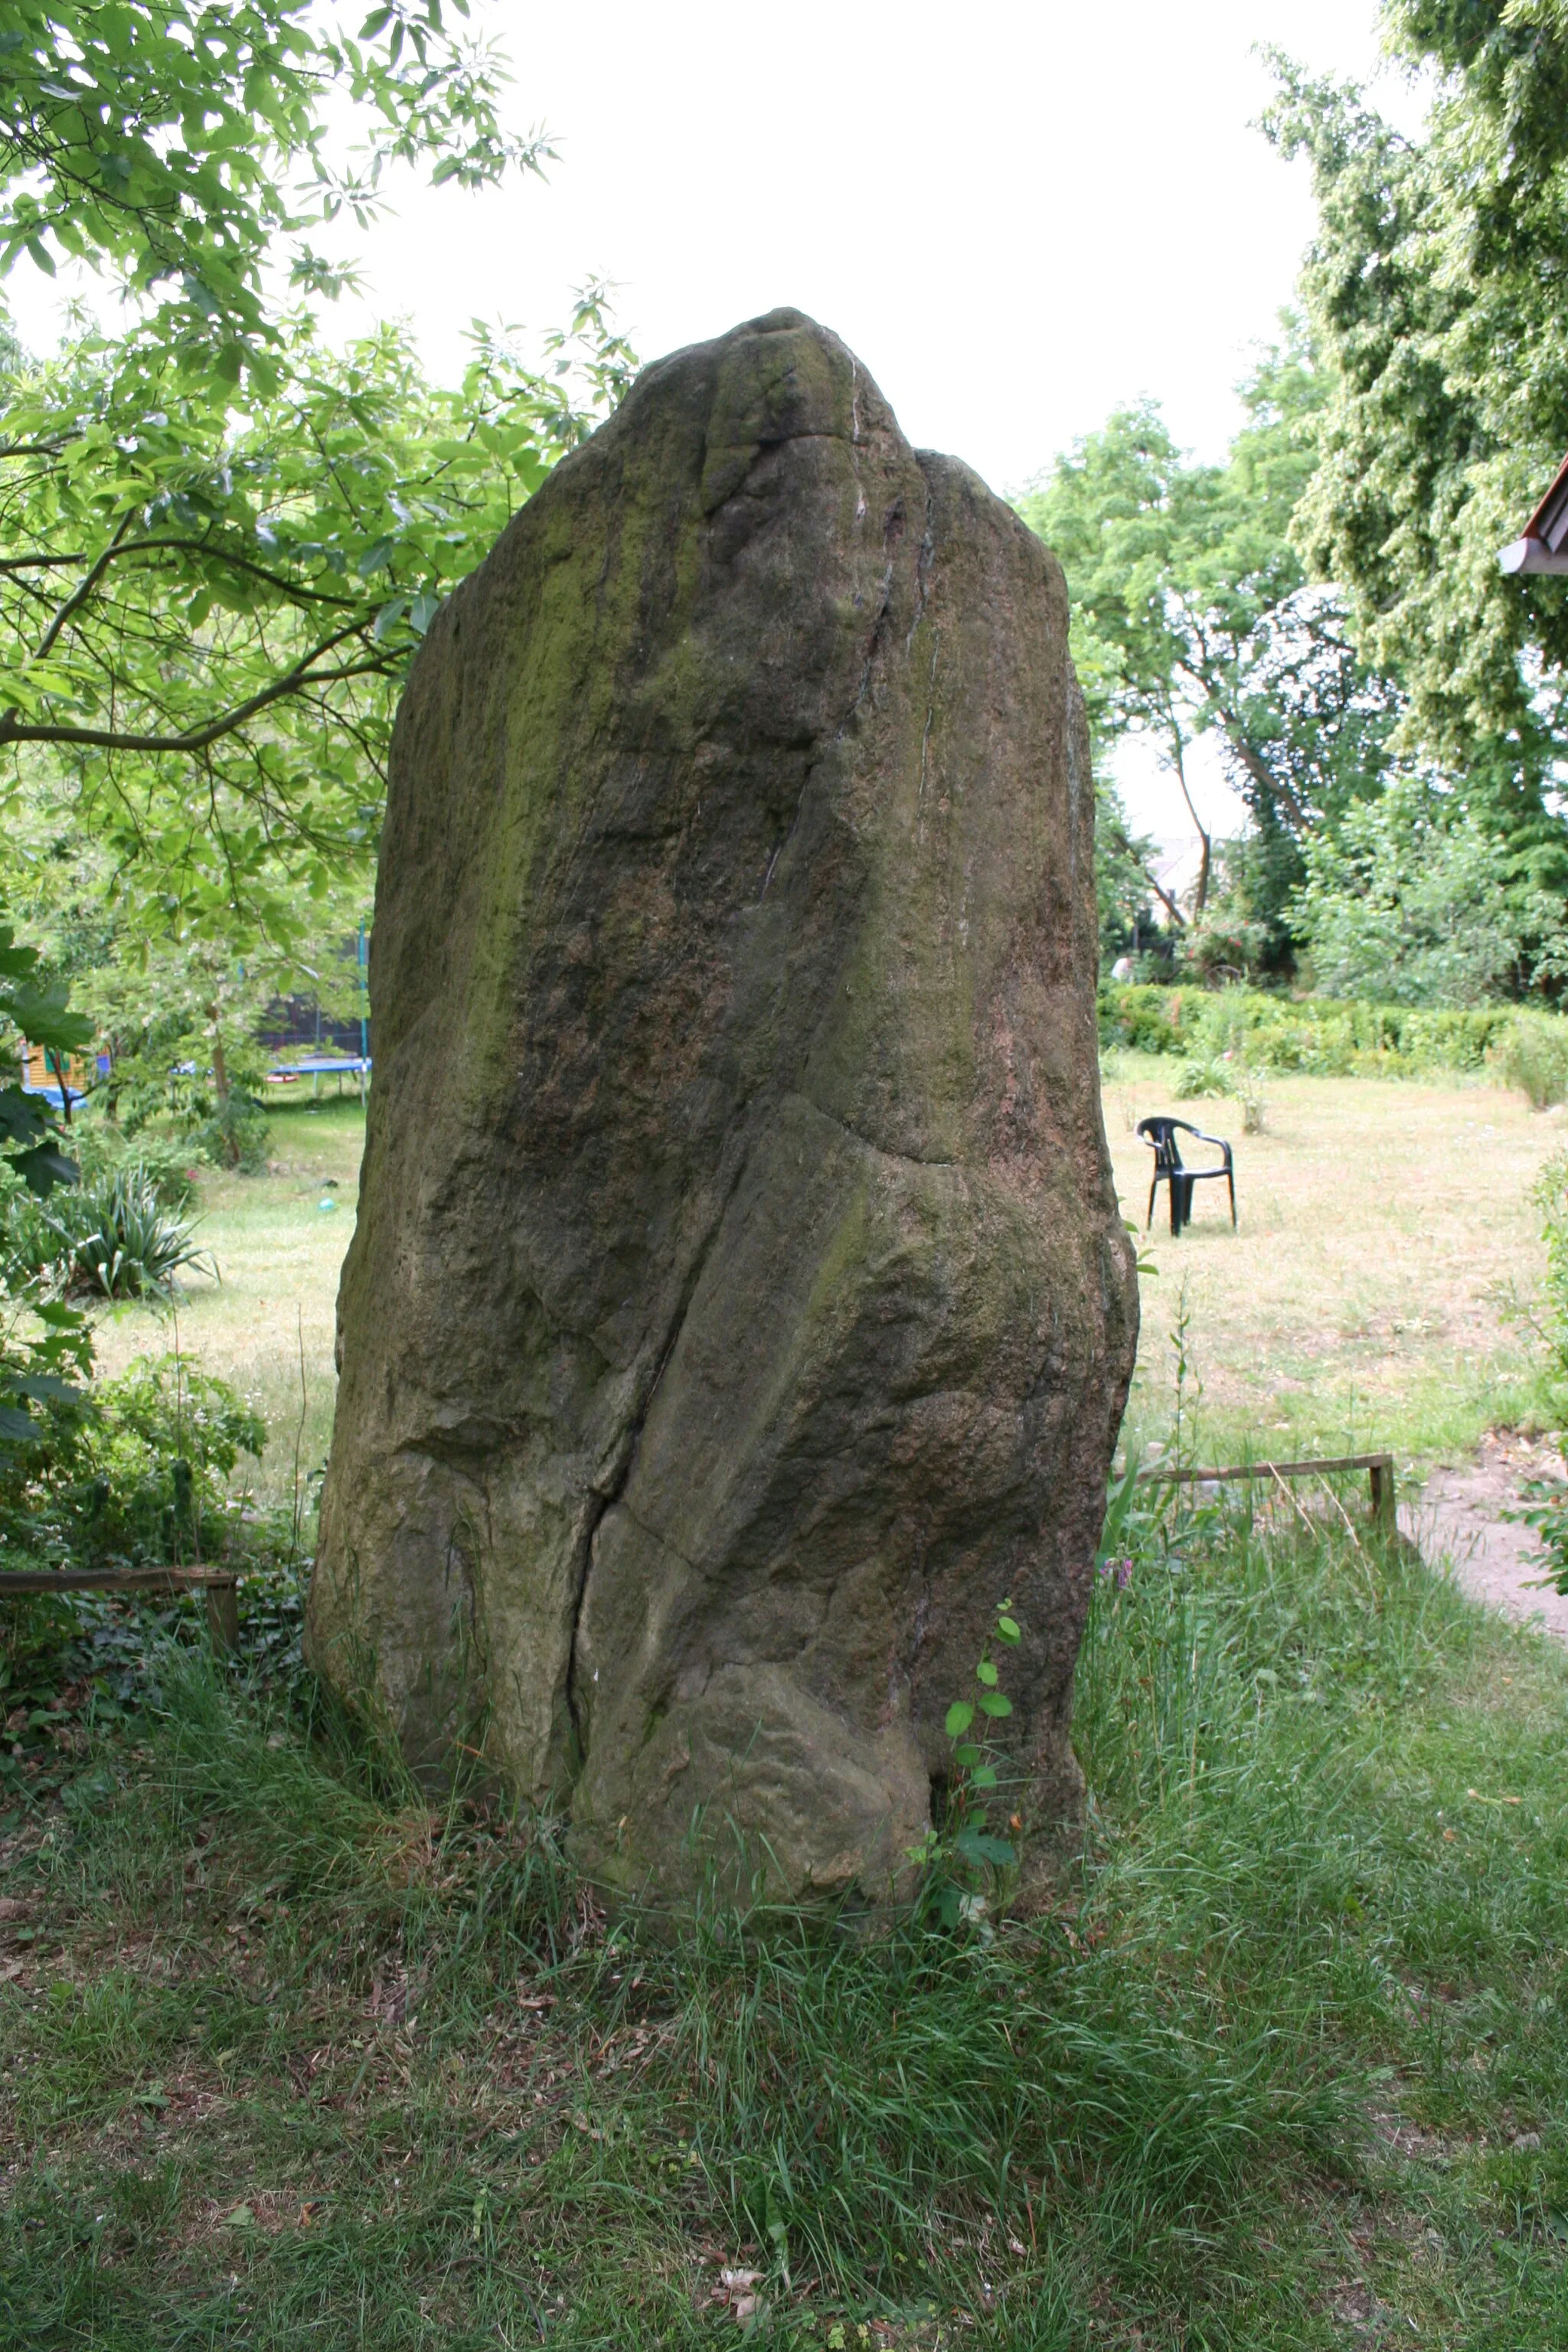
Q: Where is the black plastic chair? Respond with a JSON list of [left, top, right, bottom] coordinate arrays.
[[1137, 1116, 1236, 1236]]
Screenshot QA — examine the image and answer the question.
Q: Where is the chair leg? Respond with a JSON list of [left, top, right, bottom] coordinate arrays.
[[1147, 1174, 1158, 1231], [1169, 1175, 1183, 1236], [1227, 1170, 1236, 1227]]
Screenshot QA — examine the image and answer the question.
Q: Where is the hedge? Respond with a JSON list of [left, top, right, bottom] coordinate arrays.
[[1096, 983, 1537, 1079]]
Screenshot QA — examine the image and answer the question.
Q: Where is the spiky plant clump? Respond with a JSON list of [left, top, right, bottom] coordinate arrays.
[[2, 1168, 217, 1300]]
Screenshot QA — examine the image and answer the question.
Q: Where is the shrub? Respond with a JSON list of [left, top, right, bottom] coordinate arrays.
[[1175, 908, 1271, 985], [1100, 981, 1191, 1055], [70, 1116, 201, 1210], [1, 1169, 217, 1299], [1498, 1014, 1568, 1109], [1098, 980, 1530, 1080], [192, 1090, 270, 1174], [0, 1351, 266, 1573], [1175, 1054, 1236, 1100]]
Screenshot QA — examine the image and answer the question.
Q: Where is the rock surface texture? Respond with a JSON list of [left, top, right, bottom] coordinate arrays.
[[309, 309, 1138, 1910]]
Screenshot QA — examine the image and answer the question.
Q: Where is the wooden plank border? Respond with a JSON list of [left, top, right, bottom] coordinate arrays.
[[1138, 1451, 1396, 1532], [0, 1566, 240, 1650]]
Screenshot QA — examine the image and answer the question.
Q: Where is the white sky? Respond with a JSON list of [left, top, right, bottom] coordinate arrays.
[[7, 0, 1428, 840]]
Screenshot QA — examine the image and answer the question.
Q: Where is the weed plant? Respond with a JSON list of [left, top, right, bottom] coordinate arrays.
[[4, 1489, 1568, 2346]]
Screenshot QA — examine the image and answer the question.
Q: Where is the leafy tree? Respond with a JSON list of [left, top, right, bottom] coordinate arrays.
[[0, 4, 629, 963], [1293, 775, 1568, 1004], [1262, 15, 1568, 812], [1091, 789, 1162, 966], [1, 1, 545, 367], [1018, 339, 1400, 953], [1056, 612, 1165, 962], [0, 302, 629, 952], [0, 922, 86, 1196], [0, 0, 638, 1184]]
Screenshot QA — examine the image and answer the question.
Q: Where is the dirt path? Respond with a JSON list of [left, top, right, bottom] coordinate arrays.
[[1400, 1434, 1568, 1642]]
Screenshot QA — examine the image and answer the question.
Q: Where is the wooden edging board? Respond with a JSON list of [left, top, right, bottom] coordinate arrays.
[[0, 1565, 239, 1648], [1138, 1450, 1396, 1530]]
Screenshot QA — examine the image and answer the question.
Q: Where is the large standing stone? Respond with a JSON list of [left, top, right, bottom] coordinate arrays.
[[309, 309, 1138, 1910]]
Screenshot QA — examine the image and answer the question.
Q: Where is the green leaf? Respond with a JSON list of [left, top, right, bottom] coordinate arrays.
[[0, 1089, 47, 1150], [944, 1700, 975, 1738], [975, 1658, 999, 1687], [4, 985, 93, 1054], [11, 1144, 79, 1197], [955, 1829, 1014, 1869], [977, 1691, 1013, 1718], [12, 1374, 80, 1405], [996, 1615, 1021, 1642]]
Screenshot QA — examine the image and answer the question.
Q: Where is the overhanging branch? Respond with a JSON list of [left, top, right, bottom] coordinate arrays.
[[0, 625, 400, 756]]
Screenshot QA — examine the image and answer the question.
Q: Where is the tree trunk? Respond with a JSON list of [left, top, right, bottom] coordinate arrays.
[[209, 1014, 230, 1106], [1167, 724, 1212, 918]]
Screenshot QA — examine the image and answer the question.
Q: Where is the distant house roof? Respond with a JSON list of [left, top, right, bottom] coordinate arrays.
[[1499, 451, 1568, 575]]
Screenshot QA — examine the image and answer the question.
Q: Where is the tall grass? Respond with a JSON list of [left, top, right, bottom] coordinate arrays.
[[5, 1504, 1568, 2345]]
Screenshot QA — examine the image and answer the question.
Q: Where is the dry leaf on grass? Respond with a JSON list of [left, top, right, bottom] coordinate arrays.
[[713, 2265, 765, 2321]]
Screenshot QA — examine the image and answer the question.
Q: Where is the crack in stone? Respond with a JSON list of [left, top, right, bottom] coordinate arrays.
[[803, 1093, 956, 1170], [564, 1132, 753, 1756], [615, 1492, 701, 1578], [838, 563, 895, 747], [916, 634, 939, 821], [563, 453, 942, 1768], [904, 464, 936, 654]]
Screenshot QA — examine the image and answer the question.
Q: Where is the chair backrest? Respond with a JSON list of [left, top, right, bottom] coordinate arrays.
[[1136, 1115, 1193, 1172]]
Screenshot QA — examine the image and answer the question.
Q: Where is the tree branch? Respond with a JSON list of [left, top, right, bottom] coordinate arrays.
[[1106, 821, 1187, 928], [0, 537, 365, 609], [0, 626, 399, 755], [1211, 708, 1312, 832], [33, 511, 136, 662]]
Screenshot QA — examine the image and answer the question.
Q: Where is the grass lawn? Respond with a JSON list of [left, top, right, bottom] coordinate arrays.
[[1105, 1056, 1563, 1469], [5, 1065, 1568, 2347]]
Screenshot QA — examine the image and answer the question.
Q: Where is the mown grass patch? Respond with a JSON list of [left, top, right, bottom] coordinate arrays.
[[4, 1502, 1568, 2347], [87, 1093, 368, 1516], [1102, 1060, 1559, 1465]]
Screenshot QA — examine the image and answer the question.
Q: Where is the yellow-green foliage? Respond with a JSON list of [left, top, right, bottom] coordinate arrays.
[[1500, 1015, 1568, 1110], [1100, 982, 1531, 1080]]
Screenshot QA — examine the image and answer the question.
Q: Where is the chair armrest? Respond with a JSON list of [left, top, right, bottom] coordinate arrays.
[[1190, 1130, 1234, 1168]]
